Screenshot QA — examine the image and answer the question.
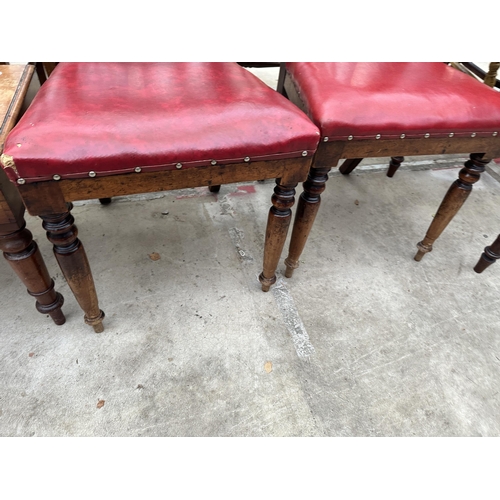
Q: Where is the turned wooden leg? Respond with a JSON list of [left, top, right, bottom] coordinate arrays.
[[339, 158, 363, 175], [208, 185, 221, 193], [415, 153, 489, 262], [474, 234, 500, 273], [0, 223, 65, 325], [41, 204, 105, 332], [259, 181, 297, 292], [284, 166, 331, 278], [387, 156, 404, 178]]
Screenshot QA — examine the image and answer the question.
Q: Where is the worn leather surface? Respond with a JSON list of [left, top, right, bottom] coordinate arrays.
[[287, 62, 500, 140], [3, 63, 320, 183]]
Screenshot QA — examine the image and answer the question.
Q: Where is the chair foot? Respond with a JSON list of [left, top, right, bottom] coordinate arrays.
[[339, 158, 363, 175], [474, 234, 500, 273], [414, 241, 432, 261], [387, 156, 404, 178], [259, 272, 275, 292], [99, 198, 112, 205], [208, 185, 221, 193], [284, 257, 298, 278]]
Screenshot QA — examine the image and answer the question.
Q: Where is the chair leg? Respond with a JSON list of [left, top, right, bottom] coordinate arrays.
[[284, 166, 331, 278], [339, 158, 363, 175], [41, 204, 105, 332], [387, 156, 404, 178], [0, 223, 65, 325], [98, 198, 112, 205], [415, 153, 488, 262], [474, 234, 500, 273], [208, 185, 221, 193], [259, 180, 298, 291]]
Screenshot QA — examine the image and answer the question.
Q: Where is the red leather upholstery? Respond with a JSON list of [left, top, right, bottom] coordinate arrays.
[[2, 63, 320, 183], [287, 62, 500, 141]]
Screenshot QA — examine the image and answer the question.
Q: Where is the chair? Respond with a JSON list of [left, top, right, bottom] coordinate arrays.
[[0, 62, 320, 332], [278, 63, 500, 278], [0, 63, 65, 325]]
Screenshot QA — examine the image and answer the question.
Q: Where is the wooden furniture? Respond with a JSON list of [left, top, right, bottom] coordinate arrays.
[[0, 63, 65, 325], [1, 63, 320, 332], [278, 63, 500, 278]]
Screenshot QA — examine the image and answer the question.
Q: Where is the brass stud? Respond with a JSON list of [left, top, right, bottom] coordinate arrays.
[[302, 151, 308, 156], [89, 171, 96, 177], [400, 134, 405, 139], [493, 132, 498, 137], [323, 137, 329, 142], [17, 178, 26, 185], [211, 160, 217, 166], [471, 133, 476, 138], [134, 167, 142, 173], [424, 133, 430, 138], [449, 133, 454, 138], [176, 163, 182, 169], [53, 174, 61, 181], [348, 135, 353, 141], [375, 134, 381, 139], [244, 157, 250, 162]]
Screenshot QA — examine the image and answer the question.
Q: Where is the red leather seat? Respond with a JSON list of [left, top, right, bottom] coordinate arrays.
[[287, 62, 500, 141], [3, 63, 320, 184]]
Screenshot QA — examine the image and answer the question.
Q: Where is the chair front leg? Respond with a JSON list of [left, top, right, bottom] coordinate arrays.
[[259, 180, 297, 292], [41, 204, 105, 332], [0, 223, 65, 325], [284, 166, 331, 278], [474, 234, 500, 273], [415, 153, 488, 261]]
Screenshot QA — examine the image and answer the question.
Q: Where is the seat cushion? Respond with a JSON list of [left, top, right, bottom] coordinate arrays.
[[2, 63, 320, 183], [287, 62, 500, 141]]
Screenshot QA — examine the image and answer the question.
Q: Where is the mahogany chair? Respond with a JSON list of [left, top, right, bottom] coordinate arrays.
[[279, 63, 500, 278], [0, 62, 320, 332], [0, 63, 65, 325]]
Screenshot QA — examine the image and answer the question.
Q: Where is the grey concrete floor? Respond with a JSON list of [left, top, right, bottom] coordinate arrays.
[[1, 66, 500, 436]]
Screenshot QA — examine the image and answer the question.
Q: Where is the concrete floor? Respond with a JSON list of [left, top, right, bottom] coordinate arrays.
[[1, 66, 500, 436]]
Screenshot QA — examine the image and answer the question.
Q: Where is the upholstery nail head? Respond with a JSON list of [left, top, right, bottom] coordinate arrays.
[[493, 132, 498, 137], [424, 133, 430, 138], [323, 137, 328, 142], [16, 143, 21, 148], [375, 134, 381, 139], [471, 133, 476, 138], [134, 167, 142, 173], [176, 163, 182, 169], [302, 151, 307, 156], [89, 171, 96, 177], [244, 157, 250, 162], [53, 174, 61, 181], [400, 134, 405, 139], [17, 178, 26, 185], [211, 160, 217, 166], [449, 133, 454, 138], [348, 135, 353, 141]]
